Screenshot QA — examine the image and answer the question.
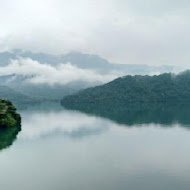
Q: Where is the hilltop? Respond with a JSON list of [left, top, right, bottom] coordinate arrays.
[[61, 71, 190, 108]]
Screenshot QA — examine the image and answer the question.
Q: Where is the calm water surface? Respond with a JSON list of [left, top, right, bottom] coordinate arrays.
[[0, 103, 190, 190]]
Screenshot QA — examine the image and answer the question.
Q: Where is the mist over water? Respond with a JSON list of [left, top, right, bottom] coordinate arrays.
[[0, 103, 190, 190], [0, 0, 190, 189]]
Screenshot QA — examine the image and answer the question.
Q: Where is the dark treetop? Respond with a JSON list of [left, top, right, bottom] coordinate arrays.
[[0, 99, 21, 128]]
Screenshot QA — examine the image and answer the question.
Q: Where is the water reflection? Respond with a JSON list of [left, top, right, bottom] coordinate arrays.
[[19, 109, 109, 140], [1, 103, 190, 190], [63, 103, 190, 127], [0, 126, 21, 151], [19, 102, 190, 141]]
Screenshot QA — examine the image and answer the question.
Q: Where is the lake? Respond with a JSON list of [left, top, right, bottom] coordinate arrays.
[[0, 102, 190, 190]]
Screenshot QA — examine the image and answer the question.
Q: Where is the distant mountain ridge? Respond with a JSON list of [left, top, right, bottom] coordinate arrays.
[[0, 49, 183, 106], [0, 49, 174, 75], [0, 85, 39, 109], [0, 49, 61, 66]]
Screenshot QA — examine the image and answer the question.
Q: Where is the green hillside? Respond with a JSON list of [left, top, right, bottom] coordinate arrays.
[[62, 70, 190, 107], [0, 85, 39, 109]]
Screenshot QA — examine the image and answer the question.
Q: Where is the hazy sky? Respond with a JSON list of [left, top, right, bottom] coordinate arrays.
[[0, 0, 189, 66]]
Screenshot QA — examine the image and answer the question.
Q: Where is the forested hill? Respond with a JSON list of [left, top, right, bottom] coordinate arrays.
[[61, 70, 190, 108], [0, 85, 39, 109]]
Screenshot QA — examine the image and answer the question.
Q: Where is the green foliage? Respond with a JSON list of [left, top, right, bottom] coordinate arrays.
[[62, 71, 190, 107], [61, 71, 190, 126], [0, 99, 21, 128]]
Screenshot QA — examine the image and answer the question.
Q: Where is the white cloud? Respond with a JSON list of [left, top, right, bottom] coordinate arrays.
[[0, 57, 119, 85], [0, 0, 190, 66], [19, 109, 110, 140]]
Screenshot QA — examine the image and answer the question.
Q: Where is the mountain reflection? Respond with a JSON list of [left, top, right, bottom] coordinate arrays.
[[63, 103, 190, 127], [0, 126, 21, 151]]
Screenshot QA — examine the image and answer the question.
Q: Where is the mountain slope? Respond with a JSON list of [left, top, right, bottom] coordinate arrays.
[[0, 86, 39, 109], [0, 49, 174, 75], [0, 49, 180, 102], [61, 70, 190, 108], [61, 51, 111, 72], [0, 49, 61, 66]]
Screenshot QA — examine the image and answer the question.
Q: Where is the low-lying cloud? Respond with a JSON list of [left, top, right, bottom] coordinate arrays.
[[0, 57, 119, 85]]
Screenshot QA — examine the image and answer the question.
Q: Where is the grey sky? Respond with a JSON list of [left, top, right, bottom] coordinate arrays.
[[0, 0, 189, 66]]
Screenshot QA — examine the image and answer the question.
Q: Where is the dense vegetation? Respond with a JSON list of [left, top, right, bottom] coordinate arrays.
[[62, 71, 190, 107], [61, 71, 190, 126], [0, 99, 21, 128]]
